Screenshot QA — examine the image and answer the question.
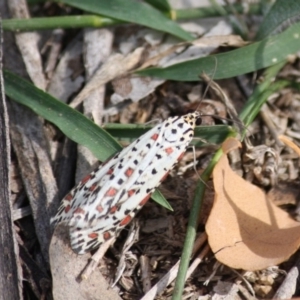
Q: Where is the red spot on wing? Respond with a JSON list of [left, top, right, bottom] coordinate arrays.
[[64, 205, 71, 213], [74, 207, 85, 214], [106, 168, 114, 175], [151, 133, 159, 141], [64, 193, 73, 201], [96, 205, 104, 213], [81, 174, 91, 185], [88, 232, 98, 239], [139, 194, 151, 206], [105, 187, 117, 197], [165, 147, 173, 155], [89, 183, 97, 191], [120, 215, 132, 226], [110, 206, 118, 213], [103, 231, 111, 240], [125, 167, 134, 177], [127, 189, 135, 197]]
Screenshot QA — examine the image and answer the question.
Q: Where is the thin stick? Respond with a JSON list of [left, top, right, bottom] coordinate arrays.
[[141, 233, 207, 300], [78, 238, 115, 282]]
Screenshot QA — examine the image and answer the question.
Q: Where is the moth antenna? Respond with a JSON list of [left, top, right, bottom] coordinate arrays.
[[200, 113, 247, 131], [189, 145, 209, 188]]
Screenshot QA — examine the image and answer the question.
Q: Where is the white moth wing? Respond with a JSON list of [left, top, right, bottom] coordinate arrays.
[[52, 112, 200, 254], [50, 123, 161, 226]]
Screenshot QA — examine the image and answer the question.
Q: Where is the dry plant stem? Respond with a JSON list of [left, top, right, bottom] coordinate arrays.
[[112, 220, 140, 287], [231, 269, 255, 296], [8, 0, 46, 89], [141, 233, 207, 300], [140, 255, 151, 293], [6, 0, 59, 264], [79, 238, 115, 282], [278, 135, 300, 156], [47, 36, 83, 102], [286, 129, 300, 140], [44, 29, 64, 79], [9, 103, 58, 262], [201, 73, 242, 133], [237, 284, 257, 300], [260, 104, 284, 147], [185, 244, 210, 279], [204, 261, 221, 285], [0, 21, 22, 299], [13, 206, 31, 221]]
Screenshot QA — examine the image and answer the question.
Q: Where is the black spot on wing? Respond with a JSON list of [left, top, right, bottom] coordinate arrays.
[[183, 128, 193, 134], [152, 168, 157, 175], [118, 189, 126, 201], [89, 214, 96, 224], [87, 239, 99, 248]]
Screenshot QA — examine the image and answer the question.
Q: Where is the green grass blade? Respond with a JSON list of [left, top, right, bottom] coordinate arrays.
[[56, 0, 193, 41], [256, 0, 300, 40], [4, 70, 121, 161], [4, 70, 173, 209], [145, 0, 171, 13], [105, 123, 232, 146], [152, 189, 173, 211], [137, 22, 300, 81]]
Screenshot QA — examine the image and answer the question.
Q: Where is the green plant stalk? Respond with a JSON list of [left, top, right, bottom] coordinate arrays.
[[239, 61, 287, 129], [171, 148, 223, 300], [2, 15, 121, 31], [3, 3, 262, 32], [241, 79, 290, 139], [172, 61, 288, 300]]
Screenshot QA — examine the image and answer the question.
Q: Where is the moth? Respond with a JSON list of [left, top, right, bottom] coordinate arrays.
[[51, 112, 201, 254]]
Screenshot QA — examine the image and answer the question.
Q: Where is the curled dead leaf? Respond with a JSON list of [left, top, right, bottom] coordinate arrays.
[[206, 138, 300, 271]]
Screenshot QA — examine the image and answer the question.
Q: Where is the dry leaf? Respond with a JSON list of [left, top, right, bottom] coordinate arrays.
[[70, 47, 145, 108], [206, 138, 300, 271]]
